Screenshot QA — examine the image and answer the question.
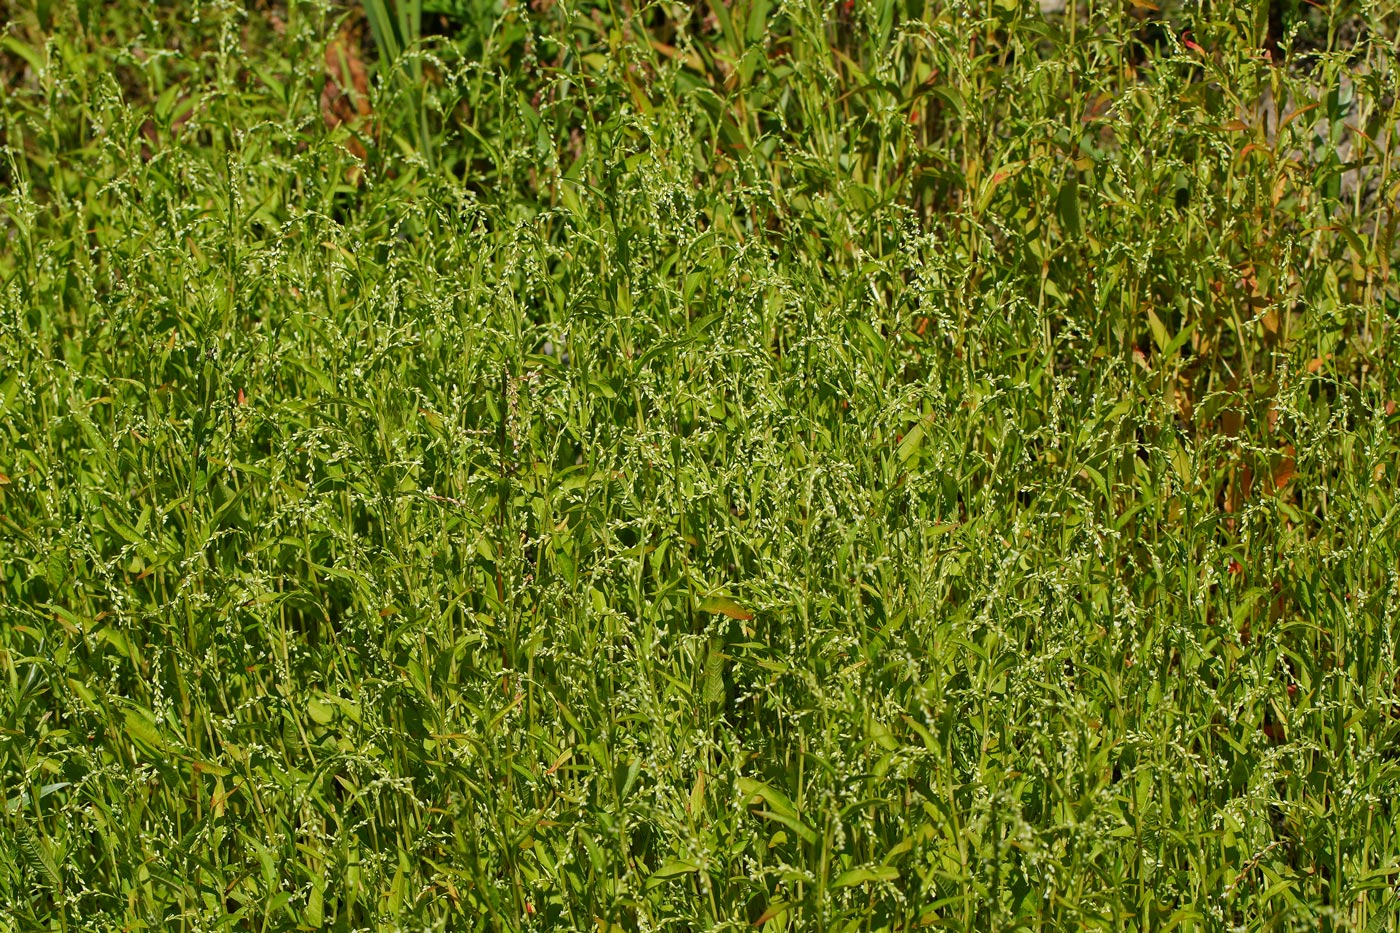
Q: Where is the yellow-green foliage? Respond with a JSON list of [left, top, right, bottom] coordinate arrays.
[[1, 0, 1398, 929]]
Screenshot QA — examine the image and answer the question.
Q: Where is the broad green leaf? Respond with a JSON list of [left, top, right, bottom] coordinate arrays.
[[646, 859, 701, 887], [124, 707, 170, 752], [831, 865, 899, 888], [698, 595, 753, 620]]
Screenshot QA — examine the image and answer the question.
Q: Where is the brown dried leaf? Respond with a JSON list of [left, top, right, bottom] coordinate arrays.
[[1225, 464, 1252, 514], [1269, 445, 1296, 493], [322, 27, 371, 163], [1174, 376, 1194, 423], [1220, 406, 1244, 439], [324, 30, 370, 121]]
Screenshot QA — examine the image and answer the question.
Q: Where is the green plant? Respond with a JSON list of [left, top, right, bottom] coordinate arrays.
[[0, 0, 1397, 929], [358, 0, 435, 167]]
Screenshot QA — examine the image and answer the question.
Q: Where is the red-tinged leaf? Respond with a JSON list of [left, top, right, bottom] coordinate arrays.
[[755, 902, 792, 926], [1270, 445, 1296, 492], [545, 749, 572, 775], [1239, 143, 1271, 162], [1279, 102, 1320, 132], [1081, 93, 1114, 123]]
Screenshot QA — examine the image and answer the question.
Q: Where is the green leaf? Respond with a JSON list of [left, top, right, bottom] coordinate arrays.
[[698, 595, 753, 620], [307, 696, 336, 725], [124, 707, 171, 752], [755, 901, 793, 925], [831, 865, 899, 888], [703, 638, 726, 706], [738, 778, 817, 844], [0, 37, 45, 77], [897, 418, 929, 464], [15, 818, 62, 892], [646, 859, 701, 887], [1057, 176, 1083, 239]]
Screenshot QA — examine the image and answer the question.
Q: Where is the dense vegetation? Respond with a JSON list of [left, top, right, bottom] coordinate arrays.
[[2, 0, 1398, 928]]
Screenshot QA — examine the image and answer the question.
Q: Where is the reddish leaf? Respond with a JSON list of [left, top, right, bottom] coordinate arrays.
[[1269, 445, 1296, 492], [322, 28, 371, 163]]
